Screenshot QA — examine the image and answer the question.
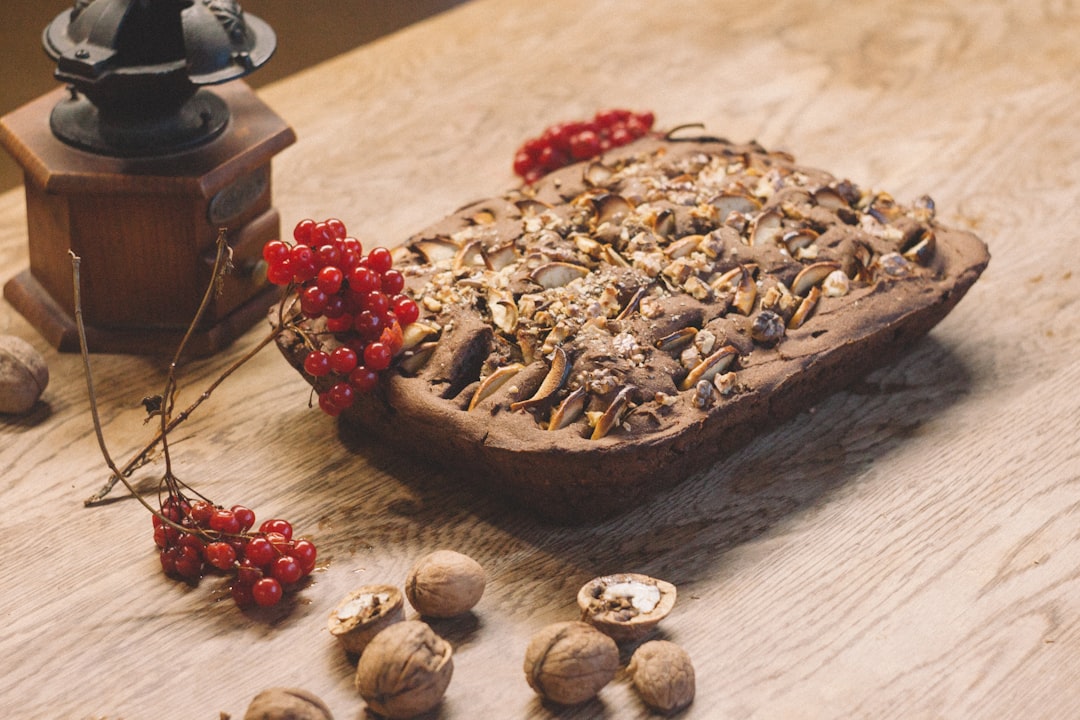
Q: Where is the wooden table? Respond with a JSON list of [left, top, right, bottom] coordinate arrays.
[[2, 1, 1079, 717]]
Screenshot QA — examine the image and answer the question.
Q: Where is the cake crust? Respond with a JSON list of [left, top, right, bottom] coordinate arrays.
[[277, 134, 989, 523]]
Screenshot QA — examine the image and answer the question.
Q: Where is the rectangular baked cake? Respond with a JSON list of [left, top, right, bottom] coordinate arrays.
[[277, 132, 989, 523]]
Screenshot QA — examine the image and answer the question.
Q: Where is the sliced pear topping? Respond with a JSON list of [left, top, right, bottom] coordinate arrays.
[[548, 387, 587, 431], [678, 346, 737, 391], [590, 386, 635, 440], [510, 347, 570, 411], [787, 285, 821, 329], [413, 238, 459, 264], [749, 207, 784, 246], [655, 327, 698, 352], [467, 363, 524, 411], [792, 261, 842, 297], [531, 262, 589, 289]]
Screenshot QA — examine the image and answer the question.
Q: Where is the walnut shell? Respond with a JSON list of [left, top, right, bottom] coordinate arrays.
[[327, 584, 405, 657], [628, 640, 695, 715], [0, 335, 48, 415], [405, 549, 485, 618], [523, 620, 619, 705], [354, 620, 453, 719], [577, 573, 677, 642], [242, 687, 333, 720]]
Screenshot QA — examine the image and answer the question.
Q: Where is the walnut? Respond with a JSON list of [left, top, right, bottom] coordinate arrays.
[[405, 549, 485, 618], [577, 573, 677, 642], [327, 584, 404, 657], [354, 620, 453, 719], [627, 640, 696, 716], [0, 335, 48, 415], [523, 621, 619, 705], [242, 687, 333, 720]]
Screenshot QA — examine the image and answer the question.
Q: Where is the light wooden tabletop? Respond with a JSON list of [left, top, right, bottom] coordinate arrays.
[[2, 0, 1079, 718]]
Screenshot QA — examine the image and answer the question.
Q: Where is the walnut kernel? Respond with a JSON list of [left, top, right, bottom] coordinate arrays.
[[523, 620, 619, 705], [354, 620, 452, 719], [628, 640, 696, 715], [577, 573, 677, 642], [405, 549, 485, 618], [327, 584, 404, 657], [242, 687, 333, 720], [0, 335, 48, 415]]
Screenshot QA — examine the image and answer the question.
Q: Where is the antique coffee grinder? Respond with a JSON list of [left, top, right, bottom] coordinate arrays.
[[0, 0, 295, 354]]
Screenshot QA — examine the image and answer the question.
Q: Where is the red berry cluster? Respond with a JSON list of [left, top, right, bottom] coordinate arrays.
[[154, 494, 316, 609], [512, 108, 656, 184], [263, 218, 421, 416]]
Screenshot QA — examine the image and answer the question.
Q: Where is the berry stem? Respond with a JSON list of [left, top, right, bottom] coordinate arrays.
[[70, 251, 183, 529], [160, 231, 232, 479], [79, 232, 286, 506]]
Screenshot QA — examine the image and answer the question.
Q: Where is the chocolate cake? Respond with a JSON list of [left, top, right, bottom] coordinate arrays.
[[277, 132, 989, 523]]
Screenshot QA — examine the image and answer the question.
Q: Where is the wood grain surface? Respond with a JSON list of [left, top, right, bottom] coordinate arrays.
[[2, 0, 1079, 718]]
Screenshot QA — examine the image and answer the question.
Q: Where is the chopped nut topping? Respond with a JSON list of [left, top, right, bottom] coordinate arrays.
[[393, 136, 942, 438]]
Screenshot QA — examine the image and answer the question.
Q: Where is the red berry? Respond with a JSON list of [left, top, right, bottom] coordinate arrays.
[[174, 545, 203, 580], [367, 247, 393, 274], [178, 531, 205, 554], [316, 266, 343, 295], [381, 269, 405, 295], [236, 560, 264, 586], [205, 541, 237, 571], [318, 392, 342, 416], [343, 236, 363, 255], [329, 347, 358, 375], [364, 342, 393, 371], [513, 150, 535, 177], [293, 218, 316, 245], [260, 519, 294, 541], [189, 500, 214, 527], [262, 240, 289, 264], [266, 531, 295, 557], [610, 126, 632, 146], [569, 130, 601, 160], [252, 577, 283, 607], [348, 266, 381, 293], [522, 137, 547, 159], [340, 248, 362, 271], [272, 555, 303, 585], [159, 547, 180, 576], [290, 245, 317, 283], [300, 286, 328, 316], [153, 525, 178, 549], [537, 145, 565, 172], [325, 218, 348, 239], [210, 509, 241, 535], [310, 221, 334, 246], [348, 366, 379, 393], [315, 241, 341, 269], [231, 505, 256, 531], [392, 295, 419, 326], [160, 496, 186, 523], [361, 291, 390, 316], [322, 293, 346, 319], [625, 115, 650, 138], [329, 382, 354, 409], [354, 310, 384, 341], [293, 539, 317, 575], [304, 350, 331, 377], [244, 536, 276, 567], [231, 581, 256, 608], [595, 108, 632, 127], [542, 122, 575, 153], [266, 259, 293, 286], [325, 313, 354, 334]]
